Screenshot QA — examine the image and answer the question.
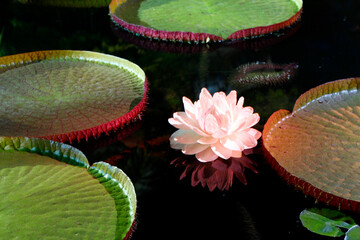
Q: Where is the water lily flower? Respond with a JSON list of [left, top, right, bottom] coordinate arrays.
[[168, 88, 261, 162]]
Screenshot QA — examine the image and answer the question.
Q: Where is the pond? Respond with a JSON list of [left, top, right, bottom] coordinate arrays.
[[1, 0, 360, 239]]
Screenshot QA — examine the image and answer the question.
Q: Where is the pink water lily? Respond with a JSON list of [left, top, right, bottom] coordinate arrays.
[[169, 88, 261, 162]]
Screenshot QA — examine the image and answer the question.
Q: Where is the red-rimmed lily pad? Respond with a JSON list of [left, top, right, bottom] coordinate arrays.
[[263, 78, 360, 211], [0, 50, 148, 143], [17, 0, 111, 7], [110, 0, 303, 43], [0, 136, 136, 239]]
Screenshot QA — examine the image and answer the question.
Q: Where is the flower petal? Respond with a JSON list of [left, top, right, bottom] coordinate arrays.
[[199, 88, 212, 102], [168, 117, 192, 131], [246, 128, 262, 140], [232, 150, 243, 158], [195, 147, 219, 162], [204, 113, 219, 134], [231, 112, 260, 133], [213, 91, 228, 114], [237, 96, 244, 108], [211, 141, 233, 159], [198, 88, 213, 113], [226, 90, 237, 107], [173, 112, 207, 136], [221, 135, 245, 152], [183, 96, 196, 119], [235, 131, 258, 148], [171, 129, 201, 144], [197, 136, 218, 144], [182, 143, 209, 155], [170, 136, 185, 150]]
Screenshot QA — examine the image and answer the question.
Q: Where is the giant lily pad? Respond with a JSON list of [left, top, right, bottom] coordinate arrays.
[[110, 0, 303, 43], [0, 136, 136, 239], [17, 0, 111, 7], [263, 78, 360, 211], [0, 50, 148, 142]]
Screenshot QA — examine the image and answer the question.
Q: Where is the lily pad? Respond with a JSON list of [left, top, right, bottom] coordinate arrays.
[[263, 78, 360, 210], [110, 0, 303, 43], [0, 50, 148, 142], [300, 208, 355, 237], [17, 0, 111, 7], [0, 136, 136, 239]]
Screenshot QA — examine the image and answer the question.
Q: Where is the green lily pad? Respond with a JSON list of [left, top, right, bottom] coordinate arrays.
[[346, 225, 360, 240], [110, 0, 303, 43], [0, 50, 148, 142], [263, 78, 360, 209], [17, 0, 111, 7], [300, 208, 355, 237], [0, 136, 136, 239]]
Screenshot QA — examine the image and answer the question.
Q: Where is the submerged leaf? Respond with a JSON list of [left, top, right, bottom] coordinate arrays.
[[0, 136, 136, 240], [263, 78, 360, 210], [110, 0, 303, 43], [300, 208, 355, 237], [0, 50, 148, 143]]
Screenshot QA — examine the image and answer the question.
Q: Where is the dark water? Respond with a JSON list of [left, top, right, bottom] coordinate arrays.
[[1, 0, 360, 239]]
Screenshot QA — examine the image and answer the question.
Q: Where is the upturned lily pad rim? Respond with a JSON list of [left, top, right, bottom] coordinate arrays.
[[0, 50, 148, 143], [109, 0, 303, 44], [262, 78, 360, 212], [0, 136, 137, 239]]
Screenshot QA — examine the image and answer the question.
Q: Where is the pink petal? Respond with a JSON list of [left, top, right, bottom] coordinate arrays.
[[197, 136, 218, 144], [221, 135, 245, 152], [168, 117, 192, 131], [183, 97, 196, 119], [232, 150, 243, 158], [246, 128, 262, 140], [199, 88, 212, 102], [182, 143, 209, 155], [237, 96, 244, 108], [213, 91, 228, 114], [211, 141, 233, 159], [174, 112, 207, 136], [226, 90, 237, 107], [198, 88, 213, 113], [204, 113, 219, 134], [234, 131, 258, 148], [232, 112, 260, 133], [171, 129, 201, 144], [195, 147, 219, 162]]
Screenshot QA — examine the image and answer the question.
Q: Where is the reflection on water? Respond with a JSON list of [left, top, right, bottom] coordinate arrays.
[[171, 149, 259, 191]]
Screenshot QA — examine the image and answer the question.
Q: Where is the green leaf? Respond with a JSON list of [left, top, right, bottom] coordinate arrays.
[[110, 0, 303, 42], [346, 225, 360, 240], [263, 78, 360, 204], [0, 137, 136, 239], [300, 208, 355, 237], [0, 50, 147, 142]]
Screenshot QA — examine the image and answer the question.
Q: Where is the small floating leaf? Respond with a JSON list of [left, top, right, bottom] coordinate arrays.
[[110, 0, 303, 43], [0, 50, 148, 142], [300, 208, 355, 237], [263, 78, 360, 210], [0, 136, 136, 240]]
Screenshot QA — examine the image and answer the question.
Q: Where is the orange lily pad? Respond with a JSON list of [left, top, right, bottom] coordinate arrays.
[[263, 78, 360, 211]]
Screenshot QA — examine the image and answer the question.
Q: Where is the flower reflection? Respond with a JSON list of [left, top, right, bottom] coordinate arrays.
[[171, 149, 257, 191], [169, 88, 261, 162]]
